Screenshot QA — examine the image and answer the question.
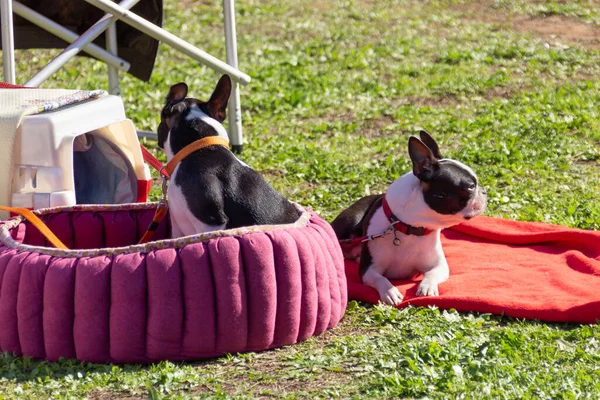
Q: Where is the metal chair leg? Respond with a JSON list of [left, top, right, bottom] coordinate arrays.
[[1, 0, 16, 83], [224, 0, 244, 153], [106, 23, 121, 96]]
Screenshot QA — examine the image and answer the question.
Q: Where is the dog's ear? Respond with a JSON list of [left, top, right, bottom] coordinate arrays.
[[206, 74, 232, 123], [419, 130, 442, 159], [166, 82, 188, 104], [409, 136, 438, 181]]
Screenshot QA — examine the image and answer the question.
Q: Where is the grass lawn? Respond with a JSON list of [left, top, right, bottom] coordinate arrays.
[[2, 0, 600, 398]]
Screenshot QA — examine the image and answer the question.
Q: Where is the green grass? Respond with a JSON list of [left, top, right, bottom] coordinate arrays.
[[3, 304, 600, 399], [2, 0, 600, 398]]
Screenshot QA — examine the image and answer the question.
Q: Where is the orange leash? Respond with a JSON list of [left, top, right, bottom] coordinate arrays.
[[138, 201, 169, 244], [137, 136, 230, 244], [0, 206, 68, 249]]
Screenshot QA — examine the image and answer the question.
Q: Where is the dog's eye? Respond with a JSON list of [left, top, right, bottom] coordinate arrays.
[[434, 192, 448, 199]]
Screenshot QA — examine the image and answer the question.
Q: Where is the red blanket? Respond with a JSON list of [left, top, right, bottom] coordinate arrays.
[[346, 216, 600, 324]]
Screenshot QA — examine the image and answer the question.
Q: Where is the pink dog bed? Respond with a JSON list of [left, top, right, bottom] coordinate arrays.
[[0, 203, 346, 363]]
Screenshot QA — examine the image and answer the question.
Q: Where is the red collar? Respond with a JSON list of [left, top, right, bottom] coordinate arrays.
[[382, 196, 433, 236]]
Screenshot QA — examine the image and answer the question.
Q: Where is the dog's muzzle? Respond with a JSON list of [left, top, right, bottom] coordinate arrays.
[[463, 187, 487, 220]]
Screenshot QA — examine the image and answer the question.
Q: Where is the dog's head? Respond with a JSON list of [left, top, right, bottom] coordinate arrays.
[[157, 74, 231, 159], [409, 130, 487, 221]]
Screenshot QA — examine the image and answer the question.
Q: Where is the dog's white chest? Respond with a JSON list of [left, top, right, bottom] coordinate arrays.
[[366, 209, 444, 279], [167, 166, 225, 237]]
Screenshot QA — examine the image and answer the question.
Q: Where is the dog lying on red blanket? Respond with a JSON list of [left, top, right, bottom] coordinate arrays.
[[332, 131, 487, 305]]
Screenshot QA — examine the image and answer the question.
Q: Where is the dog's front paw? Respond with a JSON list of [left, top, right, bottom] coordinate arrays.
[[416, 280, 439, 297], [379, 286, 404, 306]]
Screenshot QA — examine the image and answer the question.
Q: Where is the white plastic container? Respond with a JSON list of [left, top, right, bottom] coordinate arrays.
[[11, 95, 151, 211]]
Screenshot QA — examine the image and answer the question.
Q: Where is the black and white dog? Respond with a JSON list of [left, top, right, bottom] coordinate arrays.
[[331, 131, 487, 305], [157, 75, 298, 237]]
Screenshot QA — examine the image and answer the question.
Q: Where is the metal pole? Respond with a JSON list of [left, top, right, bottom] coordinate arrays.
[[13, 1, 130, 73], [84, 0, 251, 85], [25, 0, 140, 87], [223, 0, 244, 153], [136, 130, 158, 140], [106, 23, 120, 95], [1, 0, 16, 83]]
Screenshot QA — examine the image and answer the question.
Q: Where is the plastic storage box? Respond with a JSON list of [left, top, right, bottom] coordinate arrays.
[[11, 95, 151, 210]]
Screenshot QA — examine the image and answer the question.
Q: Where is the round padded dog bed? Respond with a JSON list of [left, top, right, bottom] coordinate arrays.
[[0, 203, 346, 363]]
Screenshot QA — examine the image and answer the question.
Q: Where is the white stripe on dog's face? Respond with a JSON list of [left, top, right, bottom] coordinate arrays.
[[185, 104, 230, 140], [440, 158, 477, 179]]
